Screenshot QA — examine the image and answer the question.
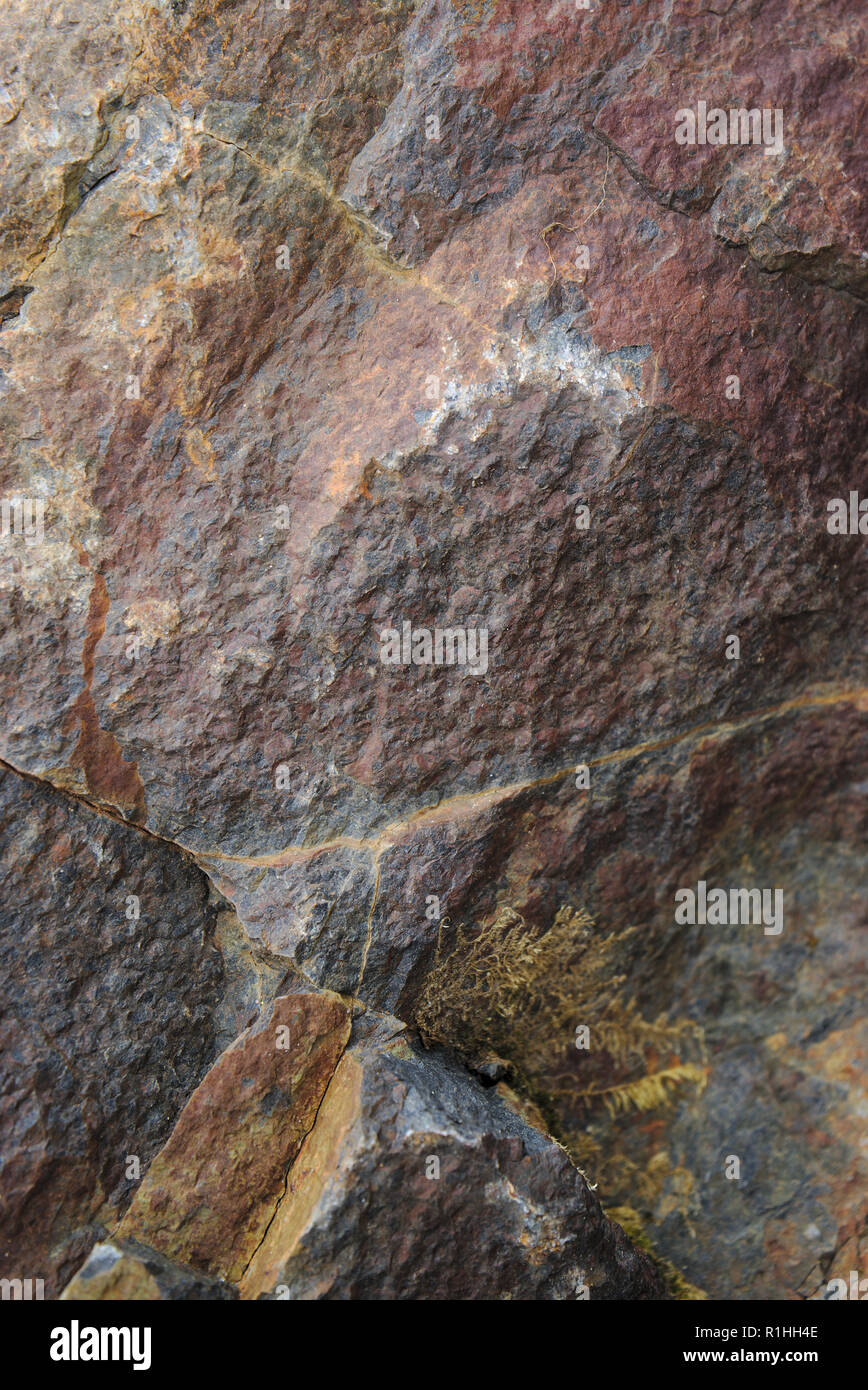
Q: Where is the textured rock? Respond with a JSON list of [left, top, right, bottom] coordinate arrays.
[[60, 1238, 237, 1301], [0, 765, 224, 1294], [0, 0, 865, 1300], [0, 764, 296, 1295], [1, 0, 863, 862], [240, 1020, 665, 1300], [0, 1, 146, 295], [562, 703, 868, 1300], [117, 991, 351, 1281]]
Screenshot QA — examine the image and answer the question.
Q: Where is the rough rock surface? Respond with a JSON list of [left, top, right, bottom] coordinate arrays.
[[60, 1009, 665, 1301], [61, 1238, 238, 1301], [386, 704, 868, 1293], [539, 703, 868, 1299], [240, 1019, 664, 1300], [0, 0, 865, 1300], [0, 765, 224, 1294], [117, 991, 352, 1281]]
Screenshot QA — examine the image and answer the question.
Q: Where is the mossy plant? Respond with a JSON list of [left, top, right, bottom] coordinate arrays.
[[417, 903, 706, 1130], [417, 903, 709, 1299]]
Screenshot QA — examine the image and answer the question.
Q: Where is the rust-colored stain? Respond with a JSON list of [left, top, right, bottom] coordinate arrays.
[[184, 426, 218, 480], [48, 834, 73, 864], [66, 569, 147, 822]]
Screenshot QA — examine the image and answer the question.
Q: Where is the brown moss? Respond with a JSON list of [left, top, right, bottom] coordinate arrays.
[[417, 903, 706, 1133]]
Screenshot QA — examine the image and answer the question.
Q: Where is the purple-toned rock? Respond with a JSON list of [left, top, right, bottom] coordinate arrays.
[[0, 0, 864, 1301]]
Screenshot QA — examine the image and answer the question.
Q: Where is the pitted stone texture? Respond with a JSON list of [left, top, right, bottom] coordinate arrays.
[[0, 0, 864, 1305], [118, 991, 351, 1282], [0, 0, 147, 293], [240, 1027, 665, 1301], [534, 700, 868, 1300], [0, 766, 224, 1295], [0, 0, 863, 864]]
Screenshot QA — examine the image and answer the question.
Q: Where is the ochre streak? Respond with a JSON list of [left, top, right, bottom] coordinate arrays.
[[196, 683, 868, 872], [65, 570, 147, 822]]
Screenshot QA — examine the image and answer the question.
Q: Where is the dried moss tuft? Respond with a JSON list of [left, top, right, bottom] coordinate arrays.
[[417, 904, 706, 1125], [417, 904, 709, 1299]]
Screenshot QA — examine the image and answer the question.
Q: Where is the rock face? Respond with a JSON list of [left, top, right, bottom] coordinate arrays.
[[0, 765, 295, 1295], [0, 0, 864, 1300], [117, 991, 352, 1282], [240, 1020, 664, 1300], [0, 766, 223, 1294], [61, 1239, 238, 1302], [543, 703, 868, 1299], [109, 1012, 666, 1301]]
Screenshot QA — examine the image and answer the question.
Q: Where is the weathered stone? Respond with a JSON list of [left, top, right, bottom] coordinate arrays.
[[240, 1022, 665, 1300], [61, 1238, 237, 1301], [0, 2, 146, 295], [559, 702, 868, 1300], [0, 0, 864, 1301], [1, 0, 863, 863], [118, 991, 351, 1281], [0, 764, 302, 1296], [0, 765, 224, 1295]]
